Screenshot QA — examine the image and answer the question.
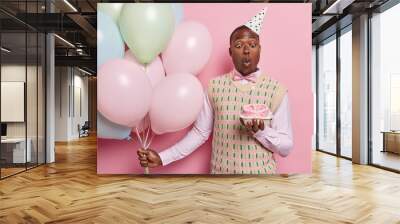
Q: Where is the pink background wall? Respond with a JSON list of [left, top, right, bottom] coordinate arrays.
[[97, 3, 313, 174]]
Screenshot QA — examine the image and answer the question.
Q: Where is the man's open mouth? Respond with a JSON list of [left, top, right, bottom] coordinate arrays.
[[243, 58, 251, 67]]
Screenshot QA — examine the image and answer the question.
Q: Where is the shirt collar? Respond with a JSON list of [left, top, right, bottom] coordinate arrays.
[[233, 68, 261, 78]]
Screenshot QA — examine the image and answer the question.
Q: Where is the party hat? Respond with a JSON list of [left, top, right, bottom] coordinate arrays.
[[244, 7, 267, 35]]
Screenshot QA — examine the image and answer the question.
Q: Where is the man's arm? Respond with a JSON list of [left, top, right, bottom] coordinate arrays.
[[158, 93, 214, 166], [253, 94, 293, 157]]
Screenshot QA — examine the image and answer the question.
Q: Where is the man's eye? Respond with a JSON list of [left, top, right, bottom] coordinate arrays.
[[235, 45, 241, 48], [251, 44, 257, 48]]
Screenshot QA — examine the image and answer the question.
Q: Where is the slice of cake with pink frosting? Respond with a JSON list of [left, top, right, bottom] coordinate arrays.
[[240, 104, 273, 120]]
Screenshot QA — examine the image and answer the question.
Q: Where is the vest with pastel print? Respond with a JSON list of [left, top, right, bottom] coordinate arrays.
[[207, 71, 287, 174]]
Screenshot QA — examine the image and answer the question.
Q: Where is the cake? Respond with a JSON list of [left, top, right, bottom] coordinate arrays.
[[240, 104, 272, 120]]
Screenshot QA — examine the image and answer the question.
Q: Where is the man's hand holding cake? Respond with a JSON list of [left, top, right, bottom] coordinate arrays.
[[239, 104, 272, 135]]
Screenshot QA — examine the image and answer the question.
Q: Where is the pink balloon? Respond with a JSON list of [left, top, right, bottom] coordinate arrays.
[[124, 51, 166, 87], [98, 59, 152, 127], [162, 21, 212, 76], [150, 73, 204, 135], [129, 114, 150, 133], [124, 51, 164, 132]]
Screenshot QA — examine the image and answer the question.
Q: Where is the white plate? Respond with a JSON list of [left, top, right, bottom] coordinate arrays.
[[239, 115, 272, 120]]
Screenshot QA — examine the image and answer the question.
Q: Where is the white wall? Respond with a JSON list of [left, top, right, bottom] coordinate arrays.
[[1, 66, 26, 140], [55, 67, 89, 141], [70, 73, 89, 139], [1, 65, 40, 137], [1, 66, 26, 133], [55, 66, 69, 141], [1, 64, 46, 164], [1, 82, 25, 122]]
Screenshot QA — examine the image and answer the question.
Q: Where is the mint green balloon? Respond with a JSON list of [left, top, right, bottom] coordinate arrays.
[[118, 4, 175, 64], [98, 3, 124, 23]]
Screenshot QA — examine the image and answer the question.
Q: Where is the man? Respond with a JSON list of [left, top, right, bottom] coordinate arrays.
[[137, 7, 293, 174]]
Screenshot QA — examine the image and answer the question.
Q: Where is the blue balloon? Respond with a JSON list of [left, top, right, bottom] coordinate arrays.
[[171, 3, 184, 25], [97, 11, 124, 68], [97, 112, 131, 140]]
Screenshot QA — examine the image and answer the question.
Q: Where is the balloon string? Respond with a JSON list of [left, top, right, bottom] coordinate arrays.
[[139, 66, 148, 149], [145, 131, 154, 149], [146, 115, 152, 149], [135, 127, 143, 148], [143, 118, 150, 149], [144, 116, 153, 175], [143, 123, 151, 174], [141, 121, 147, 147]]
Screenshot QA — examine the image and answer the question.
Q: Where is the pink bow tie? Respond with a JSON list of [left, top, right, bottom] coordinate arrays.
[[232, 73, 257, 83]]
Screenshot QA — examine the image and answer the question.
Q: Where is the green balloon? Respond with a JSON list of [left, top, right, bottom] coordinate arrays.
[[118, 4, 175, 64], [98, 3, 124, 23]]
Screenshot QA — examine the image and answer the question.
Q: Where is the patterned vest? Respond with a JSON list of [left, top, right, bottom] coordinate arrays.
[[207, 71, 287, 174]]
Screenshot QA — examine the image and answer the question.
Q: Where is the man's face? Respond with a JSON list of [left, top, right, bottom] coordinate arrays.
[[229, 27, 261, 76]]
